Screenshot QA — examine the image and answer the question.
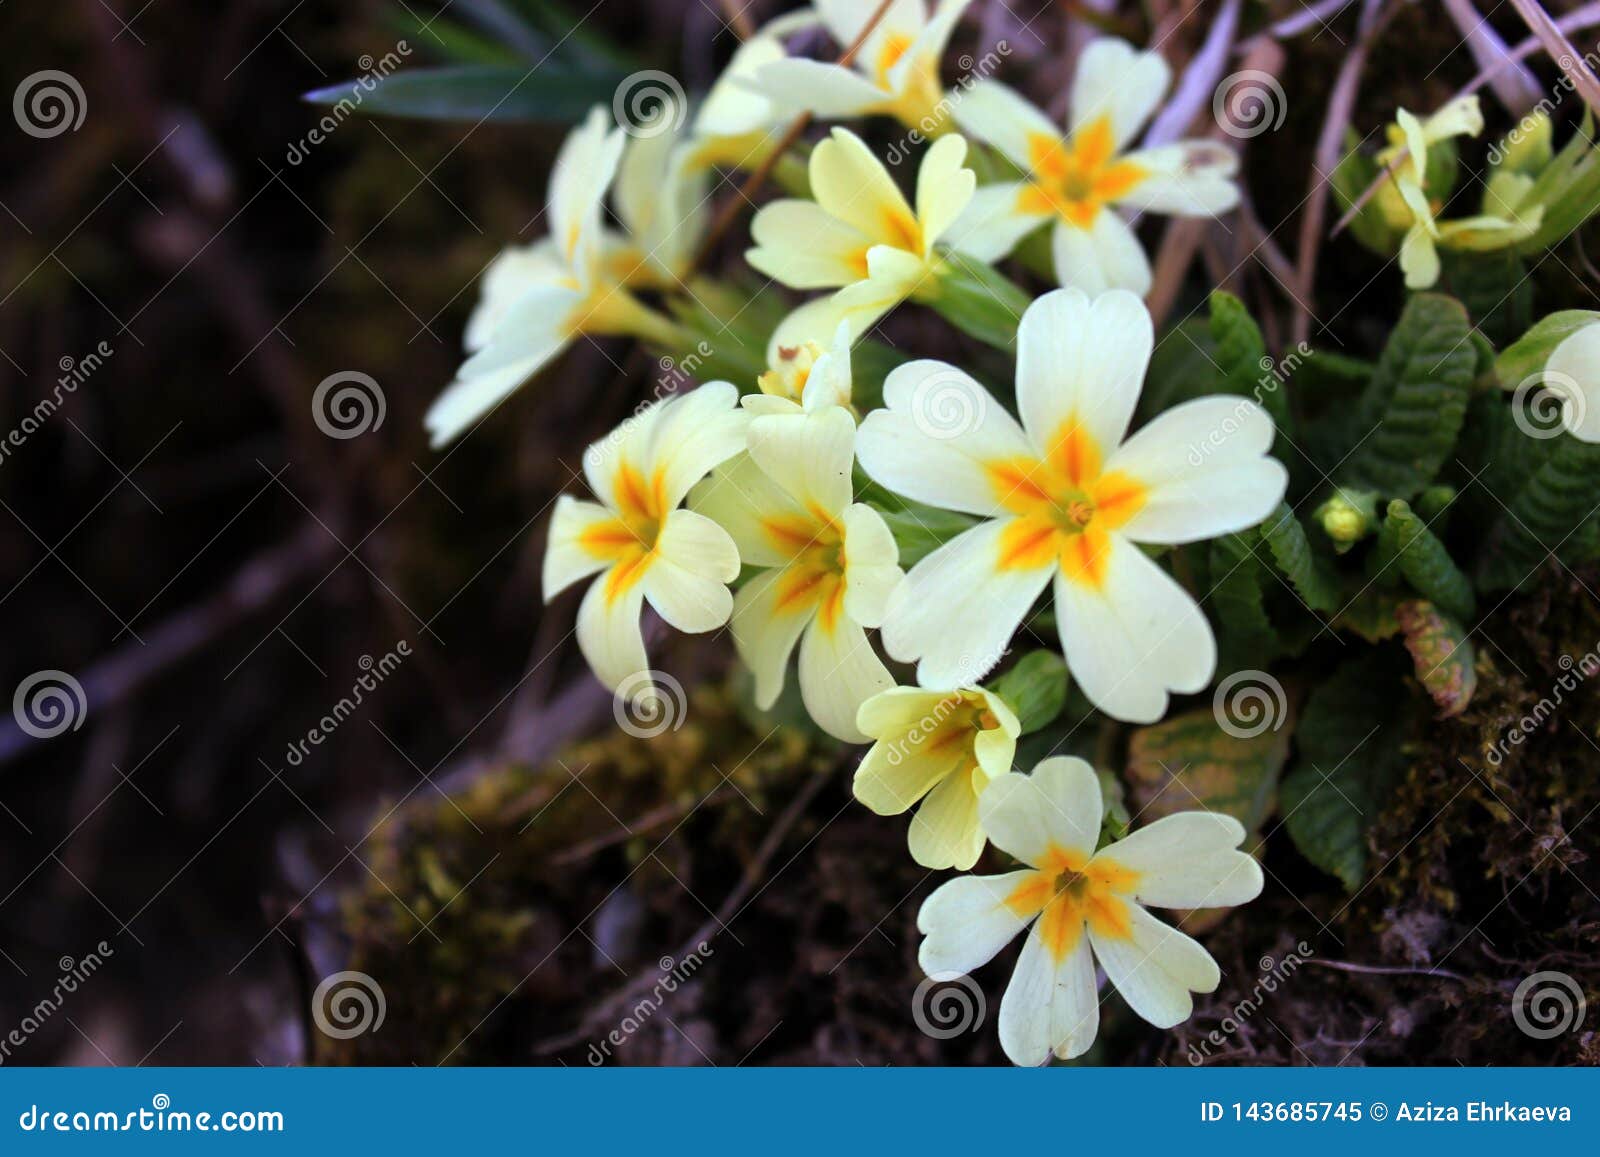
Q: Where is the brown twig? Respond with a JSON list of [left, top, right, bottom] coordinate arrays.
[[688, 0, 899, 273], [716, 0, 756, 40]]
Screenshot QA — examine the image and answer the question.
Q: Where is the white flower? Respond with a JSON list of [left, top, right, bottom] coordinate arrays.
[[918, 756, 1262, 1065], [752, 0, 973, 132], [604, 122, 709, 291], [543, 383, 749, 700], [688, 11, 821, 171], [856, 288, 1287, 722], [689, 408, 901, 742], [745, 319, 856, 417], [947, 38, 1238, 296], [853, 685, 1019, 869], [426, 108, 685, 448], [1542, 322, 1600, 442], [748, 128, 975, 356]]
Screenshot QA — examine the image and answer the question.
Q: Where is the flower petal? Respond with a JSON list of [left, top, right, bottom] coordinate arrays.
[[1546, 322, 1600, 443], [1050, 210, 1152, 296], [978, 757, 1103, 867], [641, 381, 750, 509], [747, 407, 856, 517], [575, 572, 649, 696], [1089, 901, 1219, 1029], [857, 361, 1032, 516], [1015, 287, 1152, 458], [748, 199, 875, 290], [945, 182, 1048, 262], [951, 79, 1061, 170], [1104, 396, 1288, 545], [880, 520, 1052, 687], [729, 565, 814, 708], [1069, 38, 1170, 152], [643, 509, 739, 633], [549, 106, 627, 274], [917, 868, 1039, 977], [1117, 141, 1240, 217], [853, 726, 965, 816], [688, 452, 805, 568], [915, 133, 977, 251], [840, 502, 904, 627], [752, 58, 890, 120], [909, 766, 987, 869], [767, 283, 900, 361], [810, 128, 919, 247], [1102, 811, 1263, 909], [798, 615, 894, 743], [999, 913, 1099, 1065], [1053, 536, 1216, 723], [543, 495, 621, 601]]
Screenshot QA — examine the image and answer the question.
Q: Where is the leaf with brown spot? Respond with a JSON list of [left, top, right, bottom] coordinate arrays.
[[1396, 599, 1477, 718]]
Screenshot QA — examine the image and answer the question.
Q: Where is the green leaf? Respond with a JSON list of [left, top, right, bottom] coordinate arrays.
[[1207, 530, 1280, 669], [1477, 432, 1600, 590], [1140, 319, 1221, 418], [1280, 652, 1414, 890], [1259, 504, 1341, 613], [1208, 291, 1292, 434], [1126, 705, 1290, 837], [921, 256, 1032, 350], [1438, 249, 1530, 348], [1371, 499, 1476, 621], [1496, 310, 1600, 386], [871, 501, 978, 568], [986, 651, 1068, 735], [384, 13, 527, 65], [1342, 294, 1476, 498], [1395, 599, 1477, 718], [303, 64, 626, 124]]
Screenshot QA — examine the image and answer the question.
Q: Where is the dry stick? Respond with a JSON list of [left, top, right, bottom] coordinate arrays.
[[1335, 0, 1600, 237], [716, 0, 756, 40], [1508, 0, 1600, 118], [1290, 0, 1388, 349], [529, 763, 834, 1056], [1440, 0, 1543, 114], [0, 525, 338, 768], [689, 0, 899, 273]]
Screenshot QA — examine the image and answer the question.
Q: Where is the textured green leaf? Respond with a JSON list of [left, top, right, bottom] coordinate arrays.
[[1207, 530, 1279, 669], [1260, 504, 1341, 613], [1280, 652, 1414, 890], [1342, 294, 1476, 498], [1395, 599, 1477, 718], [303, 64, 626, 124], [872, 501, 978, 568], [1140, 319, 1221, 417], [1209, 291, 1292, 434], [987, 651, 1068, 735], [1438, 249, 1530, 348], [1371, 499, 1476, 620], [923, 257, 1032, 350], [1477, 432, 1600, 590]]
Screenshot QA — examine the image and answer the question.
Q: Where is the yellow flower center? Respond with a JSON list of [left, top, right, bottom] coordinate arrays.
[[984, 420, 1147, 589], [1005, 845, 1141, 961], [580, 461, 670, 604], [1016, 117, 1146, 228], [762, 506, 849, 632]]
